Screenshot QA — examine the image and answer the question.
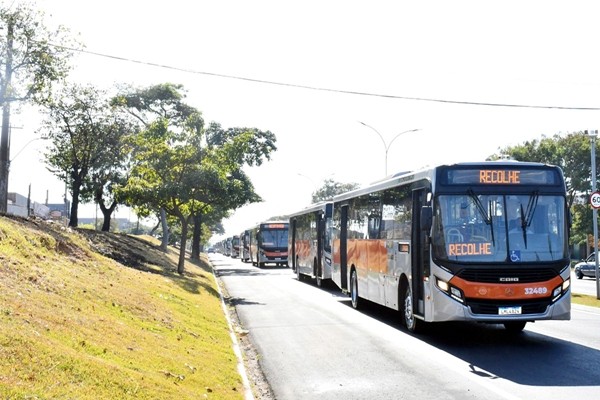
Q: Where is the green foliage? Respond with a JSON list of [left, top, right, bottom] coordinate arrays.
[[493, 131, 599, 247], [40, 84, 133, 228], [0, 1, 76, 105], [312, 178, 360, 203], [114, 83, 277, 273]]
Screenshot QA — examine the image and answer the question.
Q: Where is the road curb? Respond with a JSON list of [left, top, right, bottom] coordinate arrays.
[[210, 263, 255, 400]]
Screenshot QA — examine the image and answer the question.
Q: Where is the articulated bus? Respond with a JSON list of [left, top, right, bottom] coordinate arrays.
[[288, 202, 333, 287], [250, 221, 289, 267], [330, 161, 571, 333]]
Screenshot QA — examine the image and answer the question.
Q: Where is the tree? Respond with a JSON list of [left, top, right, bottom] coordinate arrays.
[[312, 178, 360, 203], [0, 2, 76, 212], [492, 131, 599, 247], [114, 83, 277, 273], [40, 84, 132, 227]]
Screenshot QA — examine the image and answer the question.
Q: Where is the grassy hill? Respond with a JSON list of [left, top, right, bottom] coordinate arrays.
[[0, 215, 244, 399]]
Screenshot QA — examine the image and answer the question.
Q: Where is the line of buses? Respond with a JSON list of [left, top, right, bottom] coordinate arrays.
[[213, 222, 289, 268], [223, 161, 572, 333]]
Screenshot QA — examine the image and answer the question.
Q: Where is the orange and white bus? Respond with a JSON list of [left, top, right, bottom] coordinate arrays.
[[250, 221, 289, 268], [288, 201, 333, 286], [330, 161, 571, 333], [240, 229, 251, 262]]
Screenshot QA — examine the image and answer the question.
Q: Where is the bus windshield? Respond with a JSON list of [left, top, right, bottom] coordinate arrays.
[[260, 229, 288, 248], [432, 193, 568, 263]]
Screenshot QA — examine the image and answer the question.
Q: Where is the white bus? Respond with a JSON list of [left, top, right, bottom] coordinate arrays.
[[250, 221, 289, 267], [330, 161, 571, 333], [288, 201, 333, 287]]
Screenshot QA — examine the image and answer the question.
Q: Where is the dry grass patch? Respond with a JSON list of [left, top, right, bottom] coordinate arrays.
[[0, 216, 243, 399]]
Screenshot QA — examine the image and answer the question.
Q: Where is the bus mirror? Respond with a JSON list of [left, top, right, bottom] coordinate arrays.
[[421, 206, 432, 231], [325, 203, 333, 218]]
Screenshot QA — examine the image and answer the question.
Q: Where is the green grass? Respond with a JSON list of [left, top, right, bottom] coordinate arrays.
[[572, 293, 600, 308], [0, 216, 244, 400]]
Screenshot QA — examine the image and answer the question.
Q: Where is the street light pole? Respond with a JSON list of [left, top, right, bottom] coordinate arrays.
[[589, 130, 600, 299], [358, 121, 420, 176]]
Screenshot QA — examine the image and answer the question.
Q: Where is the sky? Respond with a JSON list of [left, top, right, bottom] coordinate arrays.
[[5, 0, 600, 242]]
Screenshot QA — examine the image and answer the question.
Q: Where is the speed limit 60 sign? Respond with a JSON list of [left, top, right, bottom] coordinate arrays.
[[591, 191, 600, 209]]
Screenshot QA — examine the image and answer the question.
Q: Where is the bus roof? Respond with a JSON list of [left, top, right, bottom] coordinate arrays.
[[332, 160, 562, 203], [286, 201, 331, 219]]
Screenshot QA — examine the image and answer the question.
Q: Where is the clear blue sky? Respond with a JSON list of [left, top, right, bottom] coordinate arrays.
[[7, 0, 600, 239]]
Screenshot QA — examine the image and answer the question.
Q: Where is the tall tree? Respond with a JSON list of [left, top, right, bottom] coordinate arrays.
[[188, 122, 277, 259], [40, 84, 131, 227], [115, 84, 277, 273], [0, 2, 75, 212]]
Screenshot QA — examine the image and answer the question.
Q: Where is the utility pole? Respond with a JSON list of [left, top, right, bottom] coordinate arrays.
[[587, 130, 600, 300], [0, 18, 15, 213]]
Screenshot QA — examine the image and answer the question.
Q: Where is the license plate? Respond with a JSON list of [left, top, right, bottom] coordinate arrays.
[[499, 306, 522, 315], [274, 257, 281, 260]]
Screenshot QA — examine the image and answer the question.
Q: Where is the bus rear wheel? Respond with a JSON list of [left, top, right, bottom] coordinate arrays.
[[350, 270, 360, 309], [402, 284, 422, 333]]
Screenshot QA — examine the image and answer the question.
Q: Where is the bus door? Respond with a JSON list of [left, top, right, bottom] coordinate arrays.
[[340, 205, 349, 291], [316, 213, 323, 278], [411, 188, 429, 317], [290, 218, 297, 272]]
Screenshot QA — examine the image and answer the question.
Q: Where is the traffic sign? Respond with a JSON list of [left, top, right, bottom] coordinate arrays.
[[591, 191, 600, 209]]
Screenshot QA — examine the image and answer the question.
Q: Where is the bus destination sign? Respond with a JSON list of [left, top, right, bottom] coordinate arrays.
[[444, 168, 558, 186], [264, 223, 286, 229]]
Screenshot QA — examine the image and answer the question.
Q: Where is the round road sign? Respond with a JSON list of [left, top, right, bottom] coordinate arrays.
[[591, 191, 600, 209]]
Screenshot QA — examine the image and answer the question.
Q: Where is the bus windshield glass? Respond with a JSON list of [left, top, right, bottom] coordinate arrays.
[[260, 229, 288, 248], [432, 193, 568, 263]]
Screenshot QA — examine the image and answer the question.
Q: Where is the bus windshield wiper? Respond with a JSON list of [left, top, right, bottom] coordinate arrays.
[[468, 190, 491, 225], [519, 191, 539, 247], [468, 190, 495, 244]]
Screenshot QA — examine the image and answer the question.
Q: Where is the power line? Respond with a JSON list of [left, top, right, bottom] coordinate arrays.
[[58, 44, 600, 111]]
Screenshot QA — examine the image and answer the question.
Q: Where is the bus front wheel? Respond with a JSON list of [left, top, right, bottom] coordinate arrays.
[[402, 283, 422, 333], [350, 270, 360, 309]]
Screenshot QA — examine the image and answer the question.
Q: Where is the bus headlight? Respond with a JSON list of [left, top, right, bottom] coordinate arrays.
[[552, 278, 570, 302], [436, 277, 464, 303]]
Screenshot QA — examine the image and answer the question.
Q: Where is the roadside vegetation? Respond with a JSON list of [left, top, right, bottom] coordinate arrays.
[[572, 292, 600, 308], [0, 215, 244, 399]]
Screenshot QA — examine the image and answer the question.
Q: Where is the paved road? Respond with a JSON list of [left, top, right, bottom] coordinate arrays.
[[571, 271, 600, 297], [211, 254, 600, 400]]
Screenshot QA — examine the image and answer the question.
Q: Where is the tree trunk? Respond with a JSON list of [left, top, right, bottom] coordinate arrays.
[[160, 208, 169, 252], [95, 188, 117, 231], [100, 204, 116, 231], [69, 179, 81, 227], [191, 213, 201, 260], [177, 217, 189, 275]]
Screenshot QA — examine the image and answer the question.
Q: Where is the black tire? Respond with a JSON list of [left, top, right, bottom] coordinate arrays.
[[503, 321, 527, 333], [576, 270, 584, 279], [402, 283, 422, 333], [350, 269, 360, 309]]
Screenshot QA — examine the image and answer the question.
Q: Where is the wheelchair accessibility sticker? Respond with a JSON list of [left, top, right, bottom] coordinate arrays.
[[510, 250, 521, 262]]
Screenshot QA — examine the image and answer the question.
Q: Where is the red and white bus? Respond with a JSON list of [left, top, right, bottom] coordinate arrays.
[[330, 161, 571, 333], [250, 221, 289, 268], [288, 202, 333, 286]]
